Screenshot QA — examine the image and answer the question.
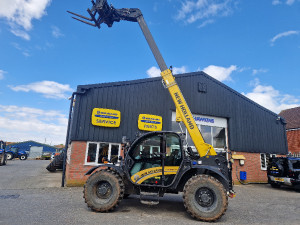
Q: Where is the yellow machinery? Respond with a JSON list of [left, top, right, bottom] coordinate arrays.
[[68, 1, 234, 222]]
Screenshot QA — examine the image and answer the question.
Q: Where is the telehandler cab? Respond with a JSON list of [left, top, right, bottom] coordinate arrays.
[[68, 0, 235, 221]]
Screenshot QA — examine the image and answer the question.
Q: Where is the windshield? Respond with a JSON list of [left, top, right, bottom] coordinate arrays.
[[10, 147, 18, 153]]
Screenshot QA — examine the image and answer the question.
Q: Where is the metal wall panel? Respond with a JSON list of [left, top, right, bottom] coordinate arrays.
[[70, 72, 288, 154]]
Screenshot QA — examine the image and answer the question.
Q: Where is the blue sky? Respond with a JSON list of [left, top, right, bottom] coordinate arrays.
[[0, 0, 299, 145]]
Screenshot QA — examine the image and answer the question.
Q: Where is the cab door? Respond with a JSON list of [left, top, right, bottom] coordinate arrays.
[[127, 133, 183, 186], [164, 133, 183, 186]]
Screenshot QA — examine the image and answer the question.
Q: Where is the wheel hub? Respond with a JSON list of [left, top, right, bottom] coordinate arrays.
[[96, 182, 112, 199], [196, 188, 215, 208]]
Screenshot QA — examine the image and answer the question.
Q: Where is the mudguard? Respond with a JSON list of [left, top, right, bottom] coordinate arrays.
[[85, 163, 124, 176], [194, 165, 230, 190], [174, 164, 230, 191]]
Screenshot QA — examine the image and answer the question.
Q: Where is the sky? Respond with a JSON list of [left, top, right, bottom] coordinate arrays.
[[0, 0, 299, 145]]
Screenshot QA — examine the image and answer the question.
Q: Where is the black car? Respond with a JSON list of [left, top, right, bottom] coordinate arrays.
[[267, 157, 300, 190]]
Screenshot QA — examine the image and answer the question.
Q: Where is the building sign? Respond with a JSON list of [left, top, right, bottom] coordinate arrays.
[[194, 116, 214, 124], [138, 114, 162, 131], [91, 108, 121, 128], [172, 112, 227, 128]]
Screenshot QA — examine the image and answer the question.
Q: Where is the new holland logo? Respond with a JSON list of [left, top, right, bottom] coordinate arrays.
[[138, 114, 162, 131], [91, 108, 121, 128]]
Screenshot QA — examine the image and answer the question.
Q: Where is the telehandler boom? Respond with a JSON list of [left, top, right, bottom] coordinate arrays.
[[68, 1, 216, 157], [68, 0, 234, 222]]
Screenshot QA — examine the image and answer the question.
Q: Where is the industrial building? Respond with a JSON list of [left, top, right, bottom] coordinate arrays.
[[65, 71, 288, 186], [6, 141, 58, 159]]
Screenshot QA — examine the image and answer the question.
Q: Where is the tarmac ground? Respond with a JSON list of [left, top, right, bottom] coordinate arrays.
[[0, 160, 299, 225]]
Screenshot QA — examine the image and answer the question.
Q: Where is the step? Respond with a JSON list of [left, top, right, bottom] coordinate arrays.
[[140, 191, 160, 205]]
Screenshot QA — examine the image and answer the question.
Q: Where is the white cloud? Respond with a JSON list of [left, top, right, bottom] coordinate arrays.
[[0, 104, 67, 145], [272, 0, 281, 5], [198, 19, 215, 28], [252, 68, 268, 75], [243, 79, 300, 113], [272, 0, 296, 5], [51, 25, 64, 38], [147, 66, 161, 78], [286, 0, 295, 5], [146, 66, 188, 78], [176, 0, 235, 25], [0, 70, 5, 80], [270, 30, 299, 46], [203, 65, 237, 81], [9, 81, 73, 99], [172, 66, 188, 74], [0, 0, 52, 40]]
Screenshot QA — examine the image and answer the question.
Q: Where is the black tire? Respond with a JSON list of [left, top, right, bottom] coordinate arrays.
[[84, 169, 124, 212], [46, 152, 65, 172], [0, 154, 4, 166], [270, 182, 281, 188], [19, 155, 27, 160], [6, 153, 13, 160], [3, 155, 7, 165], [183, 175, 228, 222]]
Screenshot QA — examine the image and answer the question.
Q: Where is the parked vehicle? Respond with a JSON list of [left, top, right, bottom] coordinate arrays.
[[267, 157, 300, 190], [6, 146, 28, 160], [0, 140, 7, 166]]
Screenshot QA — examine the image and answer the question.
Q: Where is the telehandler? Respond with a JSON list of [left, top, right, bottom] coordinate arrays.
[[68, 0, 235, 221]]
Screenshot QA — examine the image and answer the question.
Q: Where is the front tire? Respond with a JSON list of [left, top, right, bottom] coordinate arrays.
[[270, 182, 281, 188], [19, 155, 27, 160], [183, 175, 228, 222], [0, 155, 4, 166], [6, 153, 13, 160], [84, 169, 124, 212], [3, 155, 7, 165]]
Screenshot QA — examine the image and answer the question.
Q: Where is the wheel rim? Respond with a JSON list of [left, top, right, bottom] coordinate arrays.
[[7, 154, 12, 160], [96, 181, 113, 199], [20, 155, 25, 160], [195, 187, 215, 208]]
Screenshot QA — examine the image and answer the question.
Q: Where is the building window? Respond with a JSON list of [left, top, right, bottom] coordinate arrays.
[[85, 142, 121, 165], [260, 153, 276, 170], [172, 122, 226, 153], [171, 112, 228, 153]]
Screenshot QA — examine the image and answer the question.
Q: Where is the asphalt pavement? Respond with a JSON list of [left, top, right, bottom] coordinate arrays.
[[0, 160, 299, 225]]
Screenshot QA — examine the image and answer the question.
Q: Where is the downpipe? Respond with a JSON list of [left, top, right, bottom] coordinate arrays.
[[61, 90, 86, 187]]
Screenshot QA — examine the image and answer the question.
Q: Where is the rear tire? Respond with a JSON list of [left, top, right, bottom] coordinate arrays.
[[183, 175, 228, 222], [84, 169, 124, 212], [6, 153, 13, 160]]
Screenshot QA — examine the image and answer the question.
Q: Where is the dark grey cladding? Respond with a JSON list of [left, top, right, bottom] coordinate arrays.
[[70, 71, 288, 155]]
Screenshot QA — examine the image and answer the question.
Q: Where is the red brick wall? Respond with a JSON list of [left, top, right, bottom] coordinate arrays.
[[231, 151, 267, 184], [286, 130, 300, 154], [66, 141, 92, 186], [66, 141, 126, 186]]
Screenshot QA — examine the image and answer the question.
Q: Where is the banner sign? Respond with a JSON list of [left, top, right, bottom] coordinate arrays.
[[91, 108, 121, 128], [138, 114, 162, 131]]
